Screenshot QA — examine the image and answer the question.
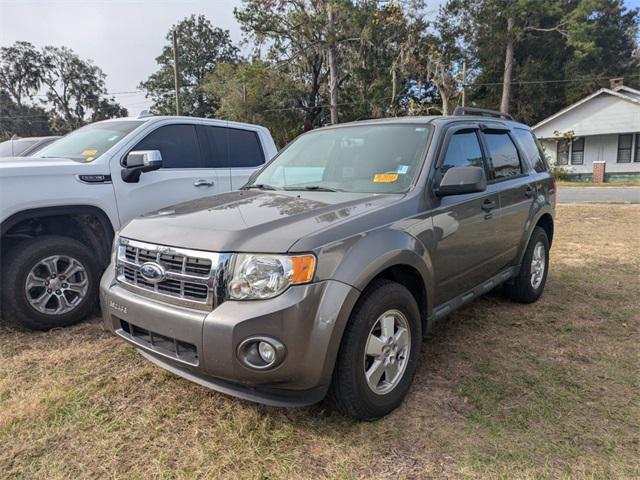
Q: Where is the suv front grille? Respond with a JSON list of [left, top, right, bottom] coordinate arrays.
[[116, 238, 227, 310]]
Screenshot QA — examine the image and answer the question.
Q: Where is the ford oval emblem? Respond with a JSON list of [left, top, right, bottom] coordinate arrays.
[[138, 262, 166, 284]]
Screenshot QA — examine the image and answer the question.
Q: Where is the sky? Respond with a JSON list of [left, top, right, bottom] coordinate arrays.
[[0, 0, 245, 115], [1, 0, 639, 116]]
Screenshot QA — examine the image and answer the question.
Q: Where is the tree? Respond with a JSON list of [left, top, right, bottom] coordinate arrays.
[[203, 61, 305, 147], [0, 41, 43, 108], [0, 91, 51, 140], [140, 14, 239, 117], [236, 1, 328, 130], [40, 46, 126, 133], [442, 0, 639, 124]]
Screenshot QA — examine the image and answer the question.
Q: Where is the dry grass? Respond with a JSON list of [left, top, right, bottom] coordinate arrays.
[[1, 205, 639, 479]]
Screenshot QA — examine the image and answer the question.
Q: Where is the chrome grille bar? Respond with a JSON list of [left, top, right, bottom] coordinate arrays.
[[115, 237, 230, 310]]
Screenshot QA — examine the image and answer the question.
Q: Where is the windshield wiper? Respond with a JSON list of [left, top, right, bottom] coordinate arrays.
[[284, 185, 342, 192], [243, 183, 279, 191]]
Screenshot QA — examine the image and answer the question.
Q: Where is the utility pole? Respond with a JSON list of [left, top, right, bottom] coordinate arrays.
[[461, 61, 467, 107], [500, 17, 515, 114], [172, 29, 182, 116], [324, 0, 339, 124]]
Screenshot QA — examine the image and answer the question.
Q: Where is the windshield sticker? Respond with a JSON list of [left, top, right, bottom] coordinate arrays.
[[82, 149, 97, 156], [373, 173, 398, 183], [396, 165, 409, 174], [85, 156, 94, 162]]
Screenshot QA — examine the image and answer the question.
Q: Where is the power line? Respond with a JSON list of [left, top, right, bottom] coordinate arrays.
[[464, 73, 640, 88]]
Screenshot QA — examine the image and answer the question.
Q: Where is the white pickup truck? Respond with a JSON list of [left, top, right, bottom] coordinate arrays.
[[0, 115, 277, 330]]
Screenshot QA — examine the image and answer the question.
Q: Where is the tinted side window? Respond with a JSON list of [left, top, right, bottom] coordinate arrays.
[[440, 131, 484, 174], [513, 128, 547, 173], [201, 126, 265, 168], [133, 124, 202, 168], [484, 132, 522, 179], [228, 128, 264, 167]]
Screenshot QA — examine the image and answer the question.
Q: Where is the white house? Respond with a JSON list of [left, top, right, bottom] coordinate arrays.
[[532, 79, 640, 182]]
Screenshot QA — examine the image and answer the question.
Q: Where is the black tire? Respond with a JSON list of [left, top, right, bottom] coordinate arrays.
[[505, 226, 550, 303], [1, 235, 100, 330], [329, 279, 422, 420]]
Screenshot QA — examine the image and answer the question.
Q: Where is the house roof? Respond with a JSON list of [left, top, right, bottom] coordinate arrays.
[[532, 87, 640, 131]]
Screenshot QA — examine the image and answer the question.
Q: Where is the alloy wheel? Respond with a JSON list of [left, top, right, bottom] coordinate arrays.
[[25, 255, 89, 315]]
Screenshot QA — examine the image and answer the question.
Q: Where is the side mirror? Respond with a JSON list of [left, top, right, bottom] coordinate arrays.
[[436, 166, 487, 196], [122, 150, 162, 183]]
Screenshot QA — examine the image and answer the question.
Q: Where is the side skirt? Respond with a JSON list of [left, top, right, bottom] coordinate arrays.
[[426, 266, 519, 331]]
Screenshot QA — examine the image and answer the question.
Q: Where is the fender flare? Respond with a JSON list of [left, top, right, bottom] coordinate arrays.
[[1, 205, 115, 265]]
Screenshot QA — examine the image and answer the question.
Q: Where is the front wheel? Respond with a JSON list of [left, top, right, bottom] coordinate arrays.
[[1, 235, 100, 330], [329, 279, 422, 420], [505, 226, 550, 303]]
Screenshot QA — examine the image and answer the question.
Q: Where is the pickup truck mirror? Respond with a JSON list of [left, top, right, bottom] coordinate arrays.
[[436, 166, 487, 196], [122, 150, 163, 183]]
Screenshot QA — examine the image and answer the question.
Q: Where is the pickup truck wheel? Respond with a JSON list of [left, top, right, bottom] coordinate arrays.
[[1, 235, 99, 330], [505, 226, 550, 303], [329, 279, 421, 420]]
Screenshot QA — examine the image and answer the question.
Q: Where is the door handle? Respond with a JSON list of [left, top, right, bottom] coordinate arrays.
[[524, 185, 534, 198], [194, 179, 214, 187], [481, 199, 497, 212]]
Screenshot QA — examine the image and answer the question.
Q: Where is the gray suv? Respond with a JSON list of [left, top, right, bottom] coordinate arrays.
[[100, 108, 555, 420]]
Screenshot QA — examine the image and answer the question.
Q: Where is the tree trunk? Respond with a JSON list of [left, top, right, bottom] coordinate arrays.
[[500, 17, 514, 114], [441, 93, 449, 116], [325, 0, 339, 124]]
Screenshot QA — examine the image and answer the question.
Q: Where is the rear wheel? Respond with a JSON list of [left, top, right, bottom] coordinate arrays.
[[505, 226, 550, 303], [329, 279, 422, 420], [1, 235, 100, 330]]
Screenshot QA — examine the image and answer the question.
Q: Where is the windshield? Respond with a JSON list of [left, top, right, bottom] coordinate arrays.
[[248, 124, 432, 193], [0, 139, 38, 157], [36, 120, 143, 162]]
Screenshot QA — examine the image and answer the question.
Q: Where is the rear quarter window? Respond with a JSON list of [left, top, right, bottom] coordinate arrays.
[[513, 128, 548, 173], [201, 126, 265, 168]]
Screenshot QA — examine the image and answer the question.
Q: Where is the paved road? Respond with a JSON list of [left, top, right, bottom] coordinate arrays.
[[557, 187, 640, 204]]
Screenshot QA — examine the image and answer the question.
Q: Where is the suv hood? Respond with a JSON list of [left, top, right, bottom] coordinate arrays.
[[121, 190, 405, 253]]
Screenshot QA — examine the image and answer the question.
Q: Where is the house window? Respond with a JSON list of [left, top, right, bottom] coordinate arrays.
[[570, 137, 584, 165], [635, 134, 640, 163], [617, 134, 632, 163], [556, 139, 569, 165]]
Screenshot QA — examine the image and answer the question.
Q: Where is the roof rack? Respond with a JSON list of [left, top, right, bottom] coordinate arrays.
[[453, 106, 514, 121]]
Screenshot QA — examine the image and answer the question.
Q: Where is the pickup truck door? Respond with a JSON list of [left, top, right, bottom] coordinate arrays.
[[196, 125, 267, 191], [480, 128, 536, 266], [430, 126, 505, 304], [111, 123, 225, 225]]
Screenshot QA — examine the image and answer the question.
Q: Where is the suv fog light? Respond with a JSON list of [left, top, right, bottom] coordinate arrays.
[[258, 341, 276, 364], [237, 336, 286, 370]]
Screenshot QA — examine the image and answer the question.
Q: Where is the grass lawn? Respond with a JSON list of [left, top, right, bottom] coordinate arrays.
[[1, 205, 639, 479]]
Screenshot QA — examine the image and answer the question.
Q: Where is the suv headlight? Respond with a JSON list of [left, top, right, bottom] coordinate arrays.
[[228, 253, 316, 300]]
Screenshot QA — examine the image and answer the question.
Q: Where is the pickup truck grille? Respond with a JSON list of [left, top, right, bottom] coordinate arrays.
[[115, 238, 228, 310]]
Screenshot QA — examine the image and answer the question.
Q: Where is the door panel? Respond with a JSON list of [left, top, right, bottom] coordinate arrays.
[[481, 130, 535, 265], [111, 124, 225, 225], [430, 127, 505, 304], [432, 185, 503, 302]]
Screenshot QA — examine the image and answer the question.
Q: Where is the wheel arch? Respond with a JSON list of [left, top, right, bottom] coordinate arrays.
[[1, 205, 115, 268]]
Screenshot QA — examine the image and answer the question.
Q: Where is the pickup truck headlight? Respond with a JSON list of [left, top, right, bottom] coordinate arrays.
[[228, 254, 316, 300]]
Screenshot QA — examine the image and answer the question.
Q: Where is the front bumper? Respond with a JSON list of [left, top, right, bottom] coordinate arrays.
[[100, 264, 359, 407]]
